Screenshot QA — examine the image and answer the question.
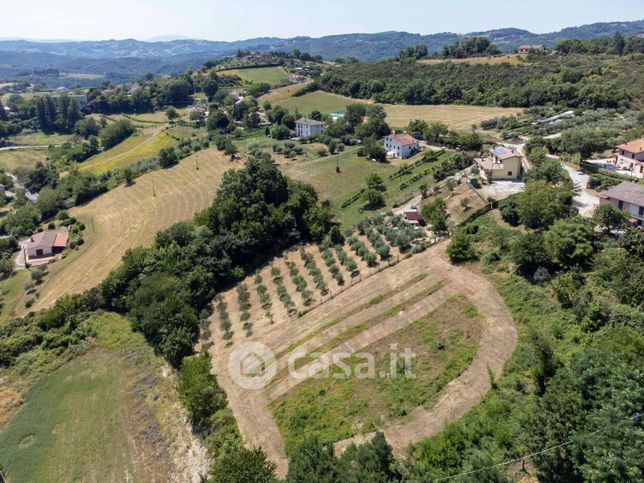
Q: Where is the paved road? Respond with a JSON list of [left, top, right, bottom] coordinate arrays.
[[0, 145, 50, 151], [562, 164, 599, 217]]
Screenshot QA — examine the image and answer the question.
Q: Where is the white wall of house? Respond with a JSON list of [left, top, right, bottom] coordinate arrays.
[[384, 139, 418, 159], [295, 122, 326, 138]]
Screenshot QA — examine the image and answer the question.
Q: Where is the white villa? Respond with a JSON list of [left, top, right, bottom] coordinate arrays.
[[295, 118, 326, 138], [384, 133, 420, 159]]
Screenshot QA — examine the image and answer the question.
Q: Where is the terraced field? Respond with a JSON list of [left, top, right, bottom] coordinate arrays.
[[220, 66, 290, 87], [206, 220, 517, 476], [17, 148, 239, 314]]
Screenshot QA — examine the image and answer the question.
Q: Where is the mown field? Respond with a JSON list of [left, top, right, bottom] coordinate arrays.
[[0, 148, 49, 172], [79, 126, 173, 174], [271, 294, 482, 452], [220, 67, 290, 87], [259, 82, 312, 105], [419, 54, 522, 66], [5, 131, 72, 146], [0, 312, 206, 482], [7, 148, 239, 315], [264, 89, 522, 130]]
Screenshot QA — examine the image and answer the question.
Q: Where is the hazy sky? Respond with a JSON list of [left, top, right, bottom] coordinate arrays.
[[3, 0, 643, 41]]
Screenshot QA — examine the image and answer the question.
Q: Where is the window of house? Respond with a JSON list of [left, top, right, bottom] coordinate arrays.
[[618, 200, 624, 209], [36, 249, 43, 256], [639, 206, 644, 216], [508, 171, 512, 176]]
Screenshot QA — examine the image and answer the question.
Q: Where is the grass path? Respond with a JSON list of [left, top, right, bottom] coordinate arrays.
[[27, 149, 239, 313]]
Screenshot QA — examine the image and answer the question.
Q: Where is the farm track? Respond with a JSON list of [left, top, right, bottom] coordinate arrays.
[[29, 149, 238, 312], [207, 242, 517, 477]]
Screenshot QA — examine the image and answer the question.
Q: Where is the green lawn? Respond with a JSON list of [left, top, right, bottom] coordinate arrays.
[[271, 296, 481, 455], [220, 67, 290, 87], [6, 132, 72, 147], [79, 127, 174, 174]]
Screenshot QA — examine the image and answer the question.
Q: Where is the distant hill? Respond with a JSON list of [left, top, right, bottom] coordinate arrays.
[[0, 19, 642, 85]]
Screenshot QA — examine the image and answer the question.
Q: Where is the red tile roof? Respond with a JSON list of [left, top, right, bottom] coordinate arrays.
[[616, 138, 644, 154], [387, 133, 418, 146]]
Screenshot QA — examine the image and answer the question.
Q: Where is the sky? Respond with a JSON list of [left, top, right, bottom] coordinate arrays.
[[3, 0, 643, 42]]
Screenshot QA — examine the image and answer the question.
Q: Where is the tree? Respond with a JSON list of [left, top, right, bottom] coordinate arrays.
[[74, 117, 100, 138], [447, 232, 477, 263], [99, 119, 135, 149], [121, 166, 134, 185], [30, 265, 47, 284], [178, 353, 226, 428], [366, 173, 385, 191], [0, 98, 7, 121], [592, 204, 628, 234], [165, 107, 179, 122], [211, 445, 277, 483], [345, 103, 367, 130], [202, 76, 219, 101], [286, 437, 347, 483], [425, 121, 449, 143], [159, 147, 179, 168], [612, 31, 625, 56], [363, 188, 385, 210], [516, 181, 573, 229], [544, 219, 595, 268], [422, 198, 448, 233]]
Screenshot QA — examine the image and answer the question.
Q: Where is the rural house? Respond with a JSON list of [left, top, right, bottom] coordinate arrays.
[[599, 181, 644, 227], [24, 230, 69, 262], [518, 44, 545, 54], [295, 118, 326, 138], [477, 146, 522, 180], [613, 138, 644, 175], [403, 204, 423, 226], [384, 133, 420, 159]]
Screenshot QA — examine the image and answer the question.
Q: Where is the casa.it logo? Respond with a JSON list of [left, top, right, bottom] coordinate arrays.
[[227, 341, 277, 390]]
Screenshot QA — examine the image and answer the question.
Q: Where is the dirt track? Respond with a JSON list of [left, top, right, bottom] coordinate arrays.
[[207, 242, 517, 477]]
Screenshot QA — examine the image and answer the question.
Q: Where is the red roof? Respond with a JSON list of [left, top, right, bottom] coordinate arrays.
[[404, 210, 422, 221], [387, 133, 418, 146], [616, 138, 644, 155]]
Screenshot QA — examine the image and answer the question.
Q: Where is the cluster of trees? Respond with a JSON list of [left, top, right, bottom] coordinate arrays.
[[87, 74, 196, 114], [319, 53, 641, 109], [441, 36, 500, 58], [398, 44, 428, 61], [33, 94, 82, 133], [99, 153, 330, 366], [556, 32, 644, 56], [407, 119, 482, 151]]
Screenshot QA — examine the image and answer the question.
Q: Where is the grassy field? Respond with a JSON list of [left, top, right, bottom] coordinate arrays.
[[419, 54, 522, 66], [0, 148, 49, 172], [79, 126, 174, 174], [0, 312, 207, 482], [0, 270, 29, 322], [6, 132, 72, 146], [271, 295, 481, 453], [263, 89, 522, 130], [19, 148, 239, 314], [259, 83, 312, 105], [220, 67, 290, 87], [280, 149, 456, 226]]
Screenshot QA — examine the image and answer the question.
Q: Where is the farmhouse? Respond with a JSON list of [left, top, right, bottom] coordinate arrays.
[[295, 118, 326, 138], [599, 181, 644, 227], [384, 133, 420, 159], [478, 146, 522, 180], [613, 138, 644, 175], [403, 204, 423, 226], [518, 44, 545, 54], [24, 230, 69, 262]]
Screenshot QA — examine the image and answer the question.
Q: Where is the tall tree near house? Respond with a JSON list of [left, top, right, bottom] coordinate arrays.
[[0, 98, 7, 120]]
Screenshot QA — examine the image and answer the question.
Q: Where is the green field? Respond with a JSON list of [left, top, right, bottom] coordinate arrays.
[[0, 148, 49, 172], [271, 296, 481, 454], [220, 67, 290, 87], [0, 312, 192, 482], [280, 148, 452, 225], [0, 269, 29, 322], [6, 132, 72, 147], [273, 90, 361, 116], [79, 127, 174, 174]]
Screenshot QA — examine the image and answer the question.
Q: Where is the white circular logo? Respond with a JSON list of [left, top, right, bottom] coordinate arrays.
[[227, 341, 277, 390]]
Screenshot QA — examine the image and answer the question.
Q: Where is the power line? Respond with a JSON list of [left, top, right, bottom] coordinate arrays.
[[433, 413, 641, 482]]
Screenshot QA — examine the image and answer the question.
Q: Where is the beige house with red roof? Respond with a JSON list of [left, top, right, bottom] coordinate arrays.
[[477, 146, 522, 180], [25, 230, 69, 262], [518, 44, 545, 54], [385, 133, 420, 159], [613, 138, 644, 175]]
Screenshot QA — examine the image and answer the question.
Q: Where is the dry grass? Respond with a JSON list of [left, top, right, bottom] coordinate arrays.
[[262, 89, 523, 130], [0, 148, 49, 172], [22, 149, 239, 313], [418, 54, 522, 66], [220, 67, 290, 87], [259, 82, 313, 105]]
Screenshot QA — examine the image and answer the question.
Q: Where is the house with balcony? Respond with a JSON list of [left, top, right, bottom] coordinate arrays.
[[613, 138, 644, 175], [599, 181, 644, 227]]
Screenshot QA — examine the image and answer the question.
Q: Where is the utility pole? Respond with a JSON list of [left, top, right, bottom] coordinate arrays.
[[196, 154, 199, 171], [152, 180, 156, 198]]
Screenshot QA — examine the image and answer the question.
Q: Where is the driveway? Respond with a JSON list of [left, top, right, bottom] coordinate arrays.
[[479, 180, 525, 200], [562, 164, 599, 217]]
